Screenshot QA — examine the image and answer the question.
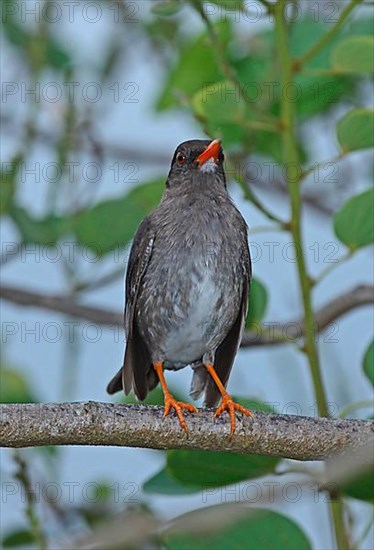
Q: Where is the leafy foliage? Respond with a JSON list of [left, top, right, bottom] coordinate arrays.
[[156, 21, 229, 111], [164, 508, 312, 550], [245, 278, 268, 328], [167, 448, 279, 488], [333, 187, 374, 250], [143, 468, 200, 495], [2, 529, 35, 548], [9, 206, 71, 246], [0, 366, 37, 404], [342, 471, 374, 503], [331, 36, 374, 74], [337, 109, 374, 153], [75, 180, 164, 256]]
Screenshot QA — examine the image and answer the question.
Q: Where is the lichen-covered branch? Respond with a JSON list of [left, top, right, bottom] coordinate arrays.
[[1, 402, 372, 461]]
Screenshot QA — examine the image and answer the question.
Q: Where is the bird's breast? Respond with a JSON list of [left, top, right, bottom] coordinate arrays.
[[162, 267, 224, 366], [135, 196, 246, 366]]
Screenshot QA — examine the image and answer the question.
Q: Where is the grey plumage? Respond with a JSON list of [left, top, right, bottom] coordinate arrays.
[[107, 139, 251, 407]]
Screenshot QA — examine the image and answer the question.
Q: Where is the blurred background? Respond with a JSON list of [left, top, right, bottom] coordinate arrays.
[[1, 0, 373, 548]]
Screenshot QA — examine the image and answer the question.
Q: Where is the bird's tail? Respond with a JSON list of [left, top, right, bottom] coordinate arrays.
[[106, 367, 123, 394]]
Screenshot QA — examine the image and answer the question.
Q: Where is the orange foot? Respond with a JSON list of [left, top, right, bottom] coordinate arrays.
[[214, 393, 252, 434], [163, 392, 198, 432]]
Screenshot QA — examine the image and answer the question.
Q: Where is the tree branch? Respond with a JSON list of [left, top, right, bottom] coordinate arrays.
[[0, 284, 121, 325], [1, 402, 372, 461], [1, 284, 372, 347]]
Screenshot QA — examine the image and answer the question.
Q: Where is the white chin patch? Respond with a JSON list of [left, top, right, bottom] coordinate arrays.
[[200, 157, 217, 173]]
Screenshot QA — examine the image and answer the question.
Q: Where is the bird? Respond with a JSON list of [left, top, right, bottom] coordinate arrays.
[[107, 138, 252, 433]]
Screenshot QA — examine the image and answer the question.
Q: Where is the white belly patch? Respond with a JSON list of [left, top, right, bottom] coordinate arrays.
[[163, 273, 220, 366]]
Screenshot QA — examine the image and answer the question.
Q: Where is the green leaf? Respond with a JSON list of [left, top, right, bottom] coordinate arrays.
[[9, 206, 70, 245], [151, 1, 182, 16], [0, 366, 37, 403], [156, 21, 230, 110], [192, 80, 246, 124], [363, 340, 374, 387], [165, 508, 311, 550], [75, 179, 164, 256], [144, 468, 200, 495], [2, 529, 35, 548], [192, 78, 249, 146], [337, 109, 374, 153], [167, 449, 279, 489], [342, 471, 374, 503], [333, 187, 374, 250], [331, 36, 374, 74], [245, 277, 268, 328]]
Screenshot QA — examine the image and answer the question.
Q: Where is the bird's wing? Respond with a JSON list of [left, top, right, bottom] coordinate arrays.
[[203, 243, 252, 407], [106, 218, 156, 399], [124, 217, 156, 338]]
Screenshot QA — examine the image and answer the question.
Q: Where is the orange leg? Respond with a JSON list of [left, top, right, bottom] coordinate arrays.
[[204, 364, 252, 433], [154, 362, 197, 432]]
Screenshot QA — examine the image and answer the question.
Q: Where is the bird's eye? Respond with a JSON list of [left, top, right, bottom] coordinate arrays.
[[176, 152, 186, 166]]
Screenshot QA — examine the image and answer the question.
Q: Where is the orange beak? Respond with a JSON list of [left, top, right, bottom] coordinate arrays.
[[195, 139, 221, 167]]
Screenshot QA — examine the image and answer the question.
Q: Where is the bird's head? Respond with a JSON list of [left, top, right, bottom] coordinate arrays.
[[166, 139, 226, 189]]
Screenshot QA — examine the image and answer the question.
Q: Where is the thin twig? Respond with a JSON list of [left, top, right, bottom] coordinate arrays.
[[313, 250, 354, 286]]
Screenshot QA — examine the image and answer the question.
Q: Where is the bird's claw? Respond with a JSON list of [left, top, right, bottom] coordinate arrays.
[[214, 393, 252, 433], [163, 393, 197, 432]]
